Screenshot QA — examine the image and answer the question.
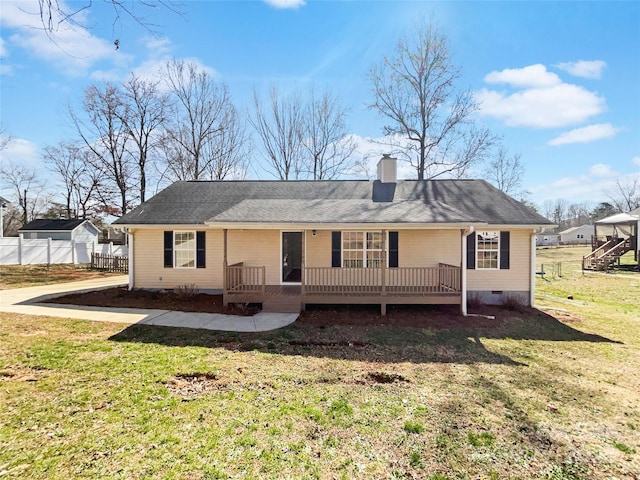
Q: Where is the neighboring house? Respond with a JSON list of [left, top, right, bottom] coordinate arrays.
[[19, 219, 100, 243], [114, 155, 553, 314], [559, 225, 593, 245], [536, 229, 559, 247]]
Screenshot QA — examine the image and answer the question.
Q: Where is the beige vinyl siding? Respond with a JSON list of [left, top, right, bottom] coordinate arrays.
[[468, 229, 532, 291], [133, 229, 224, 289], [305, 230, 331, 267], [305, 229, 461, 268], [304, 229, 461, 289], [399, 230, 460, 267], [227, 230, 281, 285]]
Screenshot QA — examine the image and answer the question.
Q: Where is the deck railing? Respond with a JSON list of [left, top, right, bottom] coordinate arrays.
[[304, 265, 461, 296], [224, 264, 462, 297], [225, 263, 265, 294]]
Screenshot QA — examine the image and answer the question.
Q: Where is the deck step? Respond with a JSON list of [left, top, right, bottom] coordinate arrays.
[[262, 300, 302, 313]]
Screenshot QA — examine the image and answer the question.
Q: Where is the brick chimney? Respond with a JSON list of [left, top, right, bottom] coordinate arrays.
[[376, 154, 397, 183]]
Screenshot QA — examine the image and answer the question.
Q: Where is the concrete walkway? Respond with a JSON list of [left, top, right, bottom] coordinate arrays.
[[0, 276, 298, 332]]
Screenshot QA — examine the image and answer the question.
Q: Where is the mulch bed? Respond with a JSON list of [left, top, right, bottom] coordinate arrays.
[[44, 287, 258, 316], [45, 287, 511, 326]]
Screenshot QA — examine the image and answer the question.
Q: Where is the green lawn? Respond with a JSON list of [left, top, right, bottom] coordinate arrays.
[[1, 249, 639, 479]]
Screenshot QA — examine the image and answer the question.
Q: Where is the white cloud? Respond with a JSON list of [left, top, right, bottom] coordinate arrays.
[[528, 164, 622, 203], [476, 82, 606, 128], [0, 137, 39, 165], [0, 37, 6, 57], [143, 36, 172, 55], [263, 0, 306, 9], [556, 60, 606, 79], [92, 56, 218, 89], [1, 0, 120, 76], [547, 123, 617, 146], [632, 156, 640, 168], [528, 164, 640, 205], [484, 64, 561, 88], [588, 163, 616, 178]]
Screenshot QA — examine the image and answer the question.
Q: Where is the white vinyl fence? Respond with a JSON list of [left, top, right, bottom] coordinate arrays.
[[0, 238, 128, 266]]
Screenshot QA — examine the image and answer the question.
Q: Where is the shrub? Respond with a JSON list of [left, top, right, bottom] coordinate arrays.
[[501, 293, 526, 312], [467, 292, 485, 310], [174, 283, 199, 299]]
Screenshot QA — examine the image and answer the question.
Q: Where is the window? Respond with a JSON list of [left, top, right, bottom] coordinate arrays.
[[342, 231, 384, 268], [164, 231, 206, 269], [476, 231, 500, 269], [174, 231, 196, 268]]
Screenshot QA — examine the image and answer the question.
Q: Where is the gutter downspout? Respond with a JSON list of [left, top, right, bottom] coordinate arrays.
[[128, 230, 134, 290], [461, 226, 475, 316], [530, 228, 542, 307]]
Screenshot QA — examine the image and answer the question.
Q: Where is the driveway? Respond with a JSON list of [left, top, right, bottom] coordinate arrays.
[[0, 276, 297, 332]]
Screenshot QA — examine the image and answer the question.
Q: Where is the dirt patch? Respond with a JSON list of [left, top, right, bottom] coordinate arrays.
[[166, 372, 230, 399], [364, 371, 409, 384], [44, 287, 259, 316]]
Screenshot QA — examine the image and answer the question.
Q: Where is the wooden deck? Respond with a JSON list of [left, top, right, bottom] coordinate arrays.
[[224, 265, 462, 314]]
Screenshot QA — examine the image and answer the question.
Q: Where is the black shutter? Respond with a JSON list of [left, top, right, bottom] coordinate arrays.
[[163, 231, 173, 268], [500, 231, 510, 270], [331, 231, 341, 268], [196, 231, 206, 268], [388, 231, 399, 268], [466, 232, 476, 270]]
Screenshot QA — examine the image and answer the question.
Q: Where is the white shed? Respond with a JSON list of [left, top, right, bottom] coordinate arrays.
[[19, 219, 99, 243]]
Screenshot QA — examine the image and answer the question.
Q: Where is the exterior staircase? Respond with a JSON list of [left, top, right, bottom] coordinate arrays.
[[582, 237, 634, 271]]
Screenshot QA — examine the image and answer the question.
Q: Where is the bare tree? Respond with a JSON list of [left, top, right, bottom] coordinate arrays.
[[42, 142, 101, 219], [36, 0, 182, 39], [543, 199, 569, 230], [249, 86, 304, 180], [71, 83, 135, 215], [301, 89, 357, 180], [202, 106, 250, 180], [368, 20, 493, 179], [0, 161, 47, 226], [120, 74, 167, 202], [0, 124, 11, 152], [607, 177, 640, 212], [163, 59, 240, 181], [483, 145, 525, 195]]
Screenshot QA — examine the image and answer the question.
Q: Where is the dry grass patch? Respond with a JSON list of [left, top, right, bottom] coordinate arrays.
[[0, 264, 122, 289]]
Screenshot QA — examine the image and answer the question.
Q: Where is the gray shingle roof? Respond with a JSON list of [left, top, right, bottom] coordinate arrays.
[[19, 218, 88, 231], [114, 179, 552, 226]]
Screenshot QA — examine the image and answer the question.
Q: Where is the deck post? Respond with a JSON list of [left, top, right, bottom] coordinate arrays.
[[301, 230, 305, 296], [381, 229, 386, 297], [461, 228, 472, 316], [223, 229, 228, 303]]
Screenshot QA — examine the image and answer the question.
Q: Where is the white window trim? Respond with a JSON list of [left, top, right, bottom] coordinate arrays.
[[174, 231, 196, 269], [476, 230, 500, 270], [342, 231, 388, 269]]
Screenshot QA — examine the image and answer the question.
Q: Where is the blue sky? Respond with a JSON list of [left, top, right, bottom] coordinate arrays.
[[1, 0, 639, 210]]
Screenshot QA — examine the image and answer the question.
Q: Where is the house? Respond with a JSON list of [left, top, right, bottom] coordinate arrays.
[[536, 229, 559, 247], [19, 218, 100, 243], [583, 207, 639, 271], [114, 155, 553, 315], [559, 225, 593, 245]]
